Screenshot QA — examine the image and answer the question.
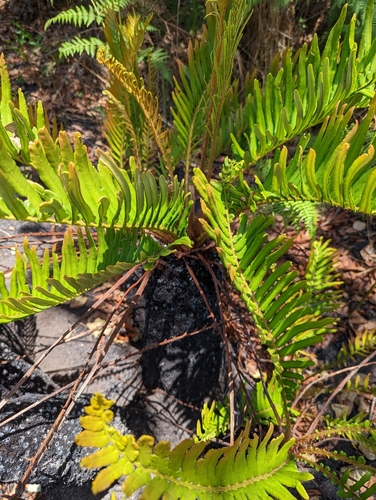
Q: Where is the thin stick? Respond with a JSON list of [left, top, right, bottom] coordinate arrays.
[[14, 271, 151, 496], [0, 266, 140, 413]]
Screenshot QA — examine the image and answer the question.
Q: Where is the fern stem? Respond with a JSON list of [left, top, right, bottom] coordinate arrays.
[[296, 459, 364, 500]]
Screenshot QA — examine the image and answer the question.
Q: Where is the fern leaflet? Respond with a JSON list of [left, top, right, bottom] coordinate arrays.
[[59, 37, 104, 58], [305, 238, 343, 315], [336, 330, 376, 367]]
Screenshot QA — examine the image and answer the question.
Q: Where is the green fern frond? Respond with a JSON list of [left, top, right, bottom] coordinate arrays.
[[0, 61, 53, 164], [59, 36, 104, 58], [300, 453, 376, 500], [76, 393, 313, 498], [229, 96, 376, 215], [104, 9, 152, 73], [292, 201, 319, 239], [278, 201, 319, 239], [0, 124, 192, 238], [101, 10, 156, 170], [337, 467, 376, 499], [45, 0, 131, 30], [0, 226, 176, 323], [138, 48, 172, 85], [193, 169, 334, 400], [93, 0, 130, 14], [260, 200, 320, 239], [45, 0, 133, 60], [231, 0, 376, 165], [170, 0, 251, 175], [0, 55, 192, 324], [336, 330, 376, 367], [45, 5, 103, 30], [169, 31, 212, 168], [305, 238, 343, 315], [323, 412, 376, 454]]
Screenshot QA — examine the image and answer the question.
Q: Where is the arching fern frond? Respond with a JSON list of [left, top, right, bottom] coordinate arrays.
[[97, 47, 173, 176], [76, 393, 313, 498], [45, 0, 131, 30], [259, 200, 320, 239], [323, 412, 376, 455], [0, 127, 192, 239], [59, 36, 104, 58], [193, 169, 334, 401], [299, 452, 376, 500], [231, 0, 376, 165], [44, 0, 133, 58], [170, 40, 210, 166], [296, 412, 376, 499], [0, 226, 176, 323], [45, 5, 103, 30], [228, 96, 376, 215], [169, 0, 251, 177], [101, 9, 155, 170]]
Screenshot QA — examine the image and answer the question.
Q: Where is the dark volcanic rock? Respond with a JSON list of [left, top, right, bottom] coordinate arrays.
[[0, 393, 129, 498], [138, 255, 226, 407], [0, 342, 58, 398], [0, 394, 95, 485]]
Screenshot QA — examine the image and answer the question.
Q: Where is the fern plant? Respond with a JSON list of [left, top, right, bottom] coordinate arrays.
[[2, 0, 376, 497]]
